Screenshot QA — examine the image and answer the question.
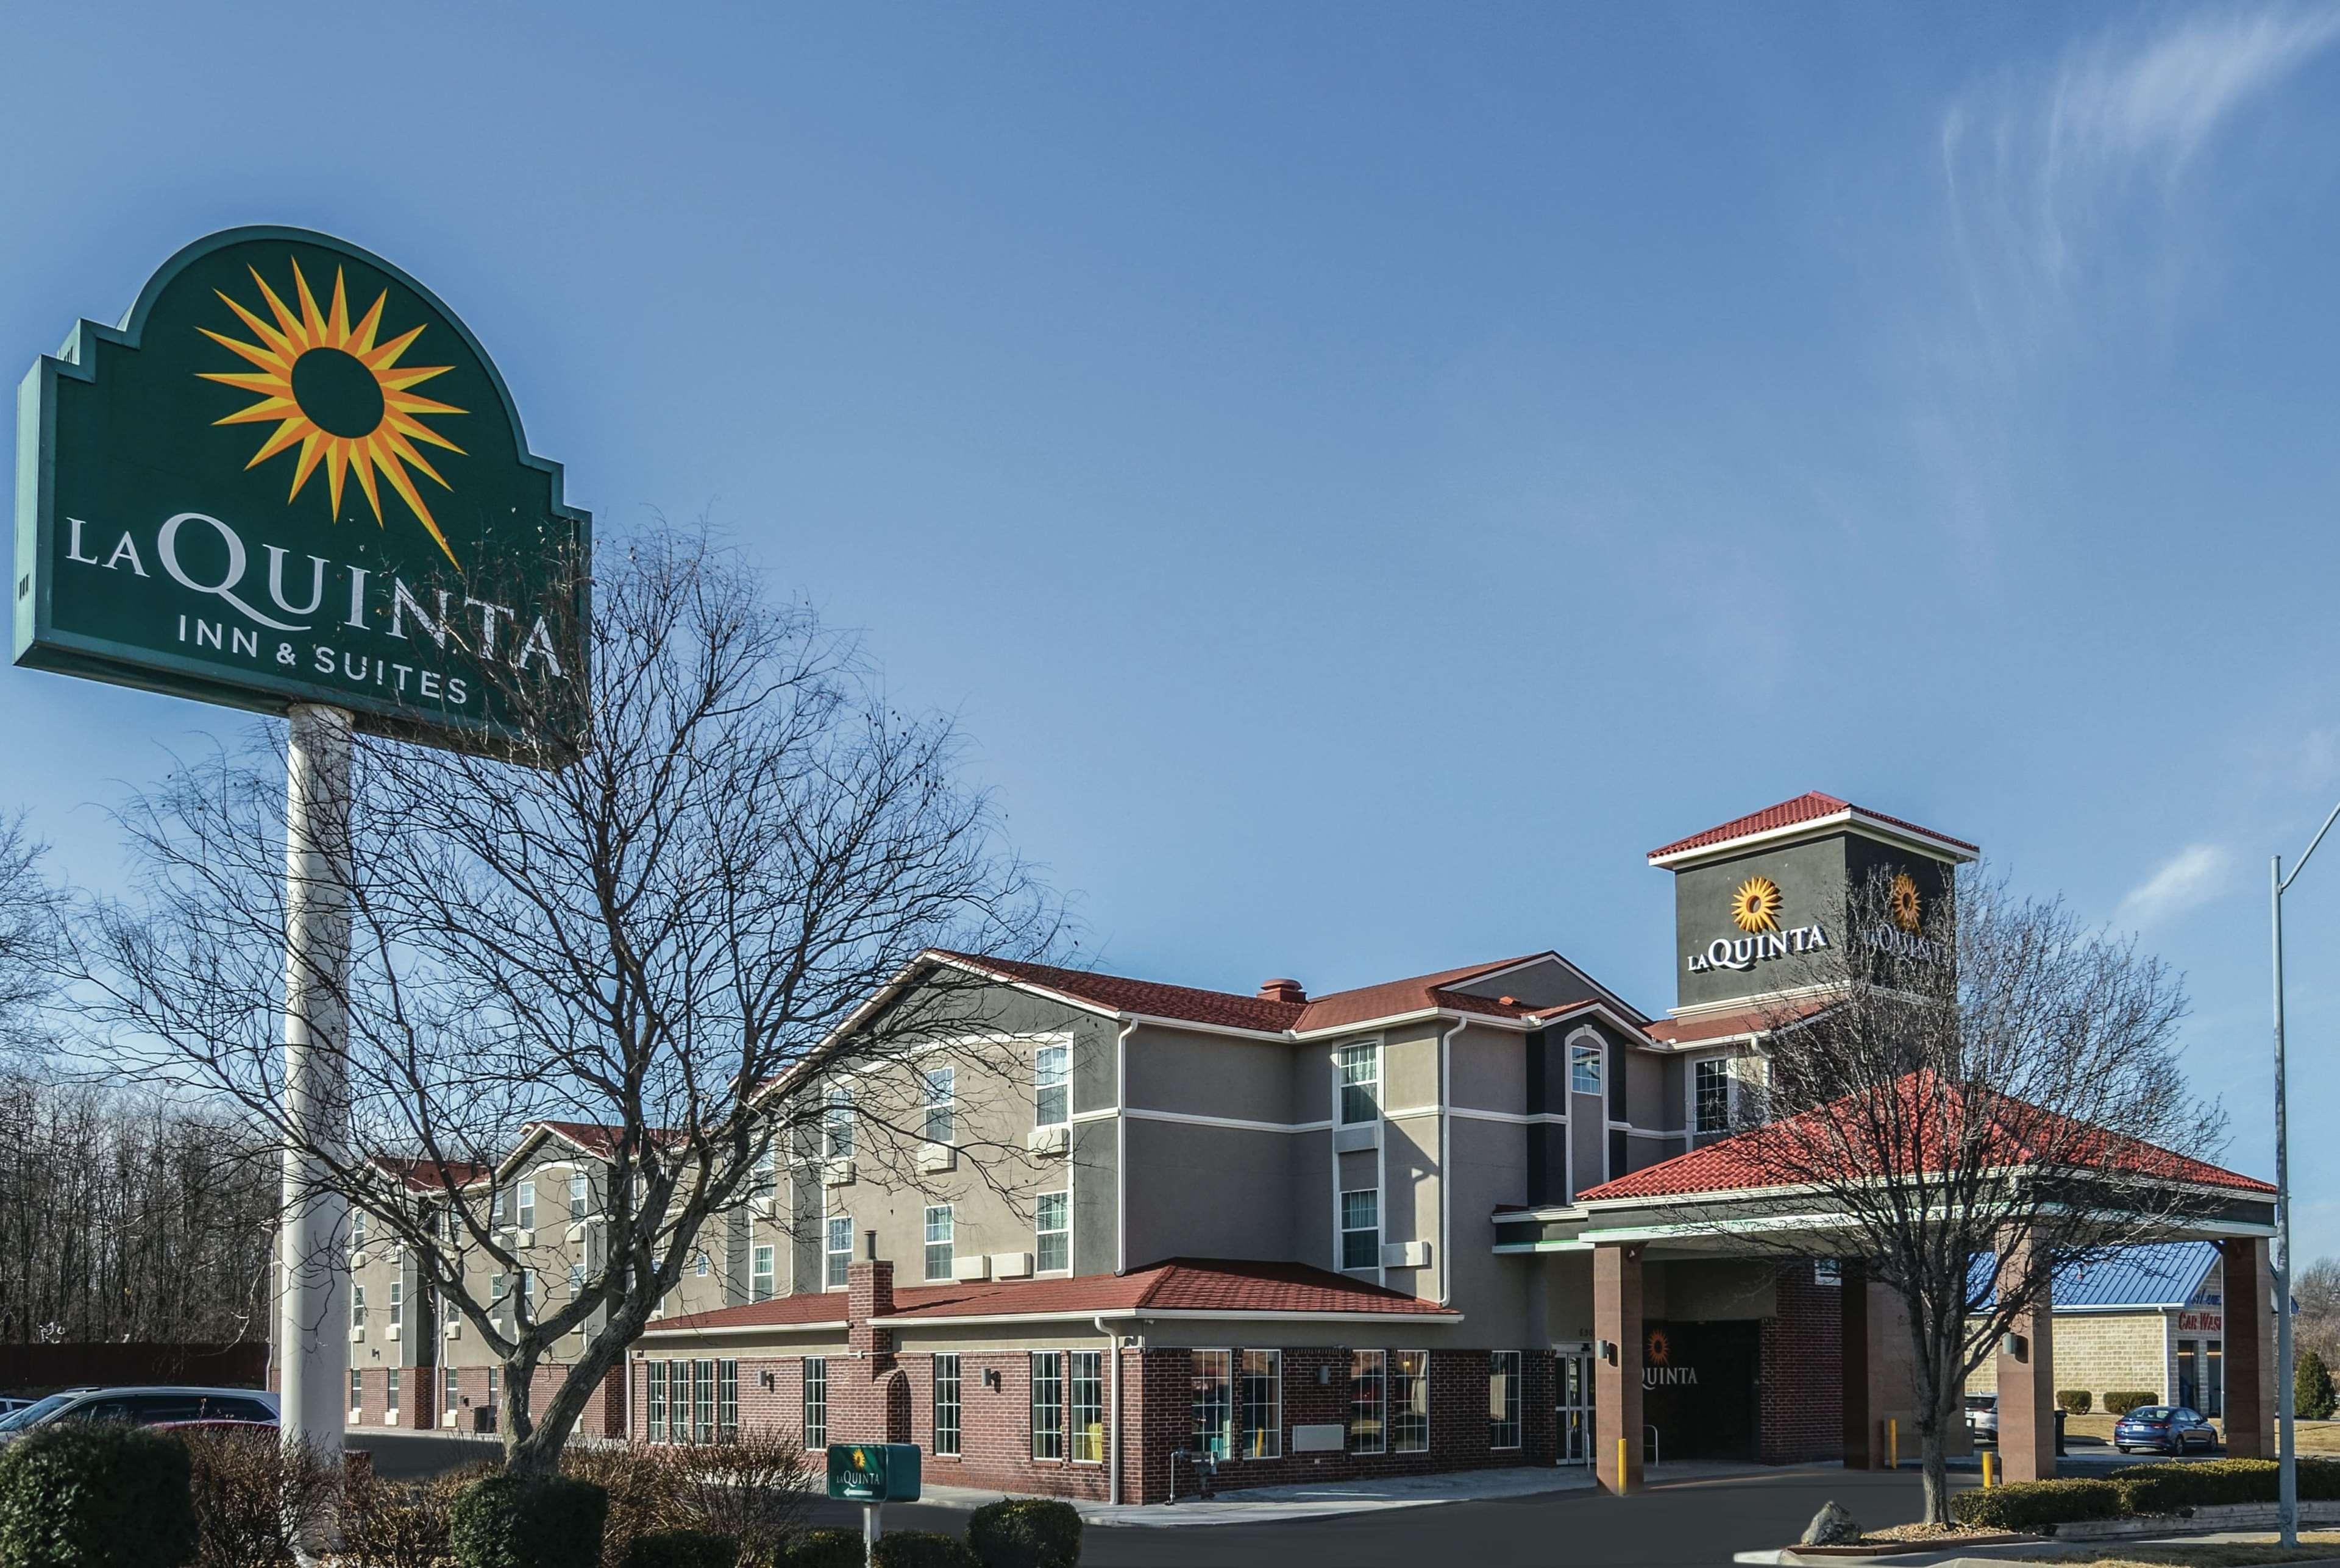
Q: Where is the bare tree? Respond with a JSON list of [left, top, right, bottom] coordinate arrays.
[[2294, 1257, 2340, 1370], [0, 815, 68, 1061], [77, 527, 1058, 1477], [1687, 868, 2228, 1523]]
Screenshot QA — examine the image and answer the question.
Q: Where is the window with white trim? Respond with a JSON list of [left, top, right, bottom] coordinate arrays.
[[1031, 1351, 1064, 1460], [1570, 1039, 1604, 1096], [1070, 1350, 1104, 1463], [823, 1090, 855, 1159], [1340, 1188, 1379, 1271], [923, 1066, 955, 1146], [350, 1285, 368, 1330], [1190, 1349, 1232, 1458], [516, 1179, 536, 1230], [348, 1368, 363, 1414], [1488, 1350, 1520, 1449], [388, 1282, 403, 1330], [1239, 1350, 1281, 1458], [694, 1250, 710, 1279], [752, 1245, 775, 1301], [569, 1263, 587, 1298], [1337, 1043, 1379, 1124], [803, 1357, 827, 1448], [1348, 1350, 1384, 1453], [750, 1149, 777, 1198], [825, 1214, 852, 1288], [1694, 1057, 1731, 1135], [443, 1366, 459, 1426], [718, 1360, 739, 1442], [351, 1208, 367, 1249], [1036, 1191, 1069, 1272], [934, 1353, 961, 1456], [647, 1361, 667, 1442], [1035, 1045, 1069, 1128], [385, 1368, 400, 1424], [924, 1205, 955, 1282], [569, 1168, 591, 1214], [1390, 1350, 1429, 1453]]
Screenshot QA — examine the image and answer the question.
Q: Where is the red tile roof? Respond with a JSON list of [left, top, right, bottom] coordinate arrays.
[[1578, 1071, 2274, 1202], [930, 951, 1622, 1037], [648, 1258, 1457, 1335], [371, 1155, 493, 1192], [1648, 792, 1978, 862], [1641, 997, 1834, 1048]]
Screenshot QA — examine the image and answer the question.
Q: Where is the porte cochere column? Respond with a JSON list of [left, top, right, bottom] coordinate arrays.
[[1996, 1230, 2057, 1483], [2222, 1237, 2276, 1458], [1593, 1241, 1644, 1494]]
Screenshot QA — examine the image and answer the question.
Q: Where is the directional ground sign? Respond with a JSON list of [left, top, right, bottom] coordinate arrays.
[[13, 225, 589, 754], [827, 1441, 923, 1503]]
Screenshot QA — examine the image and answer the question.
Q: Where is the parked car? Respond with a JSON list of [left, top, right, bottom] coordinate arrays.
[[0, 1386, 276, 1443], [2113, 1405, 2217, 1455], [1966, 1393, 1998, 1443]]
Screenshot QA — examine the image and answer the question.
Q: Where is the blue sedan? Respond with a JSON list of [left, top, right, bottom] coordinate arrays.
[[2114, 1405, 2217, 1455]]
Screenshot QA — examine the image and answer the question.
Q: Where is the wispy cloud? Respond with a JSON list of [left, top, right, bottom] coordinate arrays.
[[2119, 843, 2238, 924]]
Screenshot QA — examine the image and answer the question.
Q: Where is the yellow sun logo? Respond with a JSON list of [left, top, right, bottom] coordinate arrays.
[[197, 257, 467, 565], [1730, 875, 1783, 934], [1890, 872, 1922, 934]]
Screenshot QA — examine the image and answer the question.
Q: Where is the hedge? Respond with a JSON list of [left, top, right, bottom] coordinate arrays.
[[870, 1532, 980, 1568], [0, 1422, 199, 1568], [1951, 1478, 2127, 1533], [448, 1474, 610, 1568], [967, 1499, 1082, 1568], [1952, 1460, 2340, 1531], [2056, 1391, 2092, 1415], [2102, 1391, 2161, 1416], [791, 1530, 870, 1568], [624, 1528, 742, 1568]]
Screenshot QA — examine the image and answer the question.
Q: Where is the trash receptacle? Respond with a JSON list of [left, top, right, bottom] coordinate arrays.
[[2054, 1407, 2067, 1457]]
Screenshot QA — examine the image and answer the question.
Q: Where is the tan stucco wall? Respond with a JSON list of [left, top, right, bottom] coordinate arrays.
[[1966, 1311, 2173, 1406]]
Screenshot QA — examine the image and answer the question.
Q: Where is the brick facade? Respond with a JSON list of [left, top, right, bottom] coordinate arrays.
[[1760, 1262, 1843, 1463]]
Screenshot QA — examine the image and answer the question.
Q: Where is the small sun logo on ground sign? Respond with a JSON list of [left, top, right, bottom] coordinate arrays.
[[1890, 873, 1922, 934], [198, 258, 468, 564], [1730, 876, 1783, 934]]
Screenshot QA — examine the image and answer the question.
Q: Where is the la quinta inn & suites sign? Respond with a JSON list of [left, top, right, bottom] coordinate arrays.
[[13, 226, 589, 751]]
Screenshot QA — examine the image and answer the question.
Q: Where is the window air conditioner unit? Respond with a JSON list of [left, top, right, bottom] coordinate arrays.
[[349, 1327, 365, 1344], [441, 1410, 458, 1429], [514, 1229, 535, 1247], [348, 1250, 368, 1269], [1026, 1125, 1069, 1156], [347, 1407, 362, 1424], [951, 1255, 991, 1283], [566, 1223, 586, 1243], [386, 1324, 400, 1341], [990, 1252, 1034, 1280], [822, 1158, 856, 1187], [1381, 1240, 1432, 1269], [1334, 1123, 1378, 1154], [444, 1321, 461, 1339], [749, 1197, 775, 1218], [918, 1142, 956, 1174]]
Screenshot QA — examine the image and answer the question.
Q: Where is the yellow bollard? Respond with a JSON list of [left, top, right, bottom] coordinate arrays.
[[1616, 1436, 1629, 1494], [1982, 1450, 1995, 1489], [1888, 1417, 1898, 1470]]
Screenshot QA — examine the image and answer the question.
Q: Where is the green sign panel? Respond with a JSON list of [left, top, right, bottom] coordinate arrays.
[[13, 225, 589, 753], [826, 1441, 922, 1503]]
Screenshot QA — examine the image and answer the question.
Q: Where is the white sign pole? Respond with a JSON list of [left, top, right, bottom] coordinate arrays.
[[278, 703, 354, 1469]]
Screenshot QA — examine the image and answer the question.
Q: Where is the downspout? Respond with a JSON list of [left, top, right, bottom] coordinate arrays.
[[1116, 1021, 1136, 1276], [1438, 1015, 1466, 1307], [1095, 1314, 1121, 1506]]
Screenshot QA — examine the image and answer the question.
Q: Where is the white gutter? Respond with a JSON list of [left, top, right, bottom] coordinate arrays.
[[640, 1319, 849, 1339], [1095, 1314, 1120, 1506], [870, 1307, 1463, 1328]]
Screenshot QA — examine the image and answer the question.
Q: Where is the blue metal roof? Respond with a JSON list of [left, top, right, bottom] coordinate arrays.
[[1967, 1241, 2218, 1310]]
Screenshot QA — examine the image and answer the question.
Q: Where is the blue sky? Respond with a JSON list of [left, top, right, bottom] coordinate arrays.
[[7, 3, 2340, 1254]]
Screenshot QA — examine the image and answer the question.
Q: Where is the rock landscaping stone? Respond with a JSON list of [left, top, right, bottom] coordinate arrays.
[[1801, 1502, 1863, 1547]]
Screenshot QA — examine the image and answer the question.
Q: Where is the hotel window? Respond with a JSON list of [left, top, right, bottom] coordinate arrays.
[[718, 1360, 739, 1442], [823, 1090, 855, 1159], [1070, 1350, 1104, 1463], [388, 1282, 403, 1331], [1032, 1351, 1065, 1461], [692, 1359, 716, 1444], [1190, 1349, 1232, 1459], [825, 1214, 853, 1288], [752, 1246, 775, 1302], [1570, 1039, 1603, 1096], [647, 1362, 667, 1442], [934, 1354, 961, 1456], [750, 1149, 777, 1199], [350, 1208, 367, 1249], [518, 1269, 536, 1322], [694, 1251, 710, 1279], [348, 1368, 363, 1415], [1337, 1043, 1379, 1124], [1488, 1351, 1521, 1449], [1239, 1350, 1281, 1459], [443, 1365, 458, 1425], [385, 1368, 400, 1424], [516, 1179, 535, 1230], [1035, 1045, 1070, 1128], [1340, 1189, 1380, 1270], [924, 1066, 956, 1145], [1694, 1058, 1730, 1135], [1390, 1351, 1429, 1453], [350, 1285, 368, 1331], [569, 1168, 591, 1214], [486, 1364, 500, 1417], [1036, 1191, 1070, 1272], [570, 1263, 588, 1298], [1348, 1350, 1385, 1453], [803, 1357, 828, 1448], [924, 1205, 955, 1282]]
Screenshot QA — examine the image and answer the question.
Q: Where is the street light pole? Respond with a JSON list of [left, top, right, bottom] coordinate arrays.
[[2266, 799, 2340, 1549]]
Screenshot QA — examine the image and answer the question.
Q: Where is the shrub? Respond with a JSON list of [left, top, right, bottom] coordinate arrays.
[[2102, 1391, 2160, 1416], [2056, 1390, 2092, 1416], [2299, 1349, 2338, 1422], [666, 1430, 816, 1566], [789, 1530, 867, 1568], [0, 1422, 199, 1568], [560, 1444, 690, 1568], [872, 1532, 978, 1568], [180, 1427, 340, 1567], [449, 1473, 610, 1568], [967, 1498, 1083, 1568], [340, 1466, 483, 1568], [2112, 1458, 2340, 1514], [1950, 1477, 2127, 1533], [624, 1529, 740, 1568]]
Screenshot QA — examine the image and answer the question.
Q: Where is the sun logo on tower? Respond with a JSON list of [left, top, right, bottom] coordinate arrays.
[[197, 257, 467, 565], [1730, 875, 1783, 934], [1890, 872, 1922, 934]]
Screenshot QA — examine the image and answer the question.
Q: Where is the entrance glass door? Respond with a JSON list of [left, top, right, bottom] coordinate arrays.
[[1557, 1347, 1595, 1465]]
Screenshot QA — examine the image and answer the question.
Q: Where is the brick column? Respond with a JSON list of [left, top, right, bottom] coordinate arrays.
[[2222, 1238, 2275, 1458], [1996, 1231, 2057, 1482], [1841, 1258, 1874, 1468], [1593, 1243, 1643, 1494], [841, 1257, 897, 1442]]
